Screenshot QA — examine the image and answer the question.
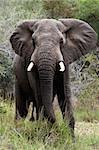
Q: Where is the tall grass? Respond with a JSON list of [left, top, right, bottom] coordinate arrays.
[[74, 78, 99, 122], [0, 99, 99, 150]]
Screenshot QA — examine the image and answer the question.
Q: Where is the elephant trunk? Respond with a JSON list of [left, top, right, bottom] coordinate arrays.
[[37, 51, 56, 123], [39, 76, 55, 123]]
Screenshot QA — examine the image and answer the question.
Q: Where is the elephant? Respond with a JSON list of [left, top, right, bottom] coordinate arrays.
[[10, 19, 97, 137]]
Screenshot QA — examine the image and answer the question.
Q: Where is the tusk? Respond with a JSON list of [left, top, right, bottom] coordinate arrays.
[[59, 61, 65, 72], [27, 62, 34, 71]]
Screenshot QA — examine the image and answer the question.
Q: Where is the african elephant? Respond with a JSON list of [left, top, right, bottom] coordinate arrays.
[[10, 19, 97, 137]]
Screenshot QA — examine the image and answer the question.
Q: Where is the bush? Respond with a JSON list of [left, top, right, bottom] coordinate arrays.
[[42, 0, 78, 19], [0, 51, 14, 99]]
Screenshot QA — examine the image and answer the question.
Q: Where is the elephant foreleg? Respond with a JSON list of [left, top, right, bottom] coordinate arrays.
[[57, 72, 75, 138], [29, 102, 35, 121], [15, 81, 28, 120]]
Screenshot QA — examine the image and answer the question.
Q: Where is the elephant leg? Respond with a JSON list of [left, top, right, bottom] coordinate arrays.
[[15, 80, 28, 120], [29, 99, 40, 121], [27, 71, 41, 121], [29, 102, 35, 121], [26, 99, 35, 121], [57, 72, 75, 138]]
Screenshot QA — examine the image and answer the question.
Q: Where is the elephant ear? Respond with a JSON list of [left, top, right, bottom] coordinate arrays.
[[10, 20, 37, 58], [59, 19, 97, 64]]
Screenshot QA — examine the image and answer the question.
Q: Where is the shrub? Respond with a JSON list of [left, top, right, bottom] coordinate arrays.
[[42, 0, 78, 19]]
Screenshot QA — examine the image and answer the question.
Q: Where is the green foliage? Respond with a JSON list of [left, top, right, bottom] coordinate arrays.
[[0, 52, 13, 92], [42, 0, 78, 19], [75, 78, 99, 122], [0, 0, 43, 42]]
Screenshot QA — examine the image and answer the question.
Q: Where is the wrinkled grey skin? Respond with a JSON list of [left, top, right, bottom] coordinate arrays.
[[10, 19, 97, 137], [13, 54, 39, 121]]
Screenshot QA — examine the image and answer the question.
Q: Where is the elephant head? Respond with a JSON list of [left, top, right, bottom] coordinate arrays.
[[10, 19, 97, 123]]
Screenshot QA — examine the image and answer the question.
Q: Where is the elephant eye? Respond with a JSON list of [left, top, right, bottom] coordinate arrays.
[[60, 38, 64, 47], [60, 38, 63, 44], [32, 35, 36, 48], [32, 38, 35, 47], [60, 36, 66, 48]]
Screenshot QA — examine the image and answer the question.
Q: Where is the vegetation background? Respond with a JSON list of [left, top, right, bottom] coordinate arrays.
[[0, 0, 99, 149]]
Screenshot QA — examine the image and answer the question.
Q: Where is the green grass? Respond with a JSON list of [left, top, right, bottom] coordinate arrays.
[[0, 101, 72, 150], [0, 99, 99, 150], [74, 78, 99, 122]]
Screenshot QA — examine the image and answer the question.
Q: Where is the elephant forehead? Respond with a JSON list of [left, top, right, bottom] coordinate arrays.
[[37, 19, 65, 32], [38, 22, 57, 31], [39, 19, 58, 24]]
